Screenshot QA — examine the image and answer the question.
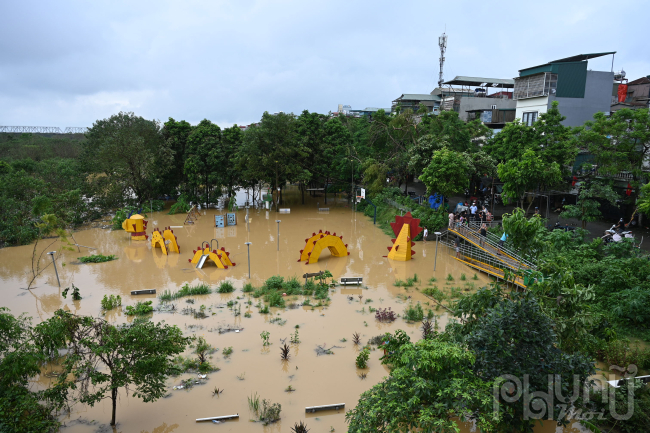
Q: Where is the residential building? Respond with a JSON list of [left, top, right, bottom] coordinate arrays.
[[391, 93, 440, 114], [611, 76, 650, 112], [439, 76, 516, 128], [348, 107, 391, 117], [513, 52, 616, 127]]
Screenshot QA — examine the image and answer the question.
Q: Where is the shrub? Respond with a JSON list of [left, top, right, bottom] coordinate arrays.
[[101, 294, 122, 310], [168, 195, 191, 215], [356, 348, 370, 369], [375, 307, 396, 322], [243, 283, 255, 293], [125, 301, 154, 316], [78, 254, 118, 263], [403, 302, 424, 322], [218, 281, 235, 293], [259, 399, 281, 425]]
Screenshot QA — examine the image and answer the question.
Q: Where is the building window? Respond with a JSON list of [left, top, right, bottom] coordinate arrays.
[[522, 111, 538, 126]]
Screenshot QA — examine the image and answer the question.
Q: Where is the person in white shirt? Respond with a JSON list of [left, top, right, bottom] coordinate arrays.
[[470, 203, 477, 221], [448, 212, 454, 229], [423, 227, 428, 243]]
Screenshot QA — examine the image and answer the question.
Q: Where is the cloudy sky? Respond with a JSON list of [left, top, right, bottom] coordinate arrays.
[[1, 0, 647, 128]]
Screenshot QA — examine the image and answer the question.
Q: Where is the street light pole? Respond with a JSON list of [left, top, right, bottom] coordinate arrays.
[[433, 232, 441, 271], [47, 251, 60, 287], [245, 242, 252, 279], [275, 220, 281, 251]]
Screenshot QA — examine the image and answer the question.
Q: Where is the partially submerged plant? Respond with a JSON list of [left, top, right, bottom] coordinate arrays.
[[101, 294, 121, 310], [358, 372, 367, 380], [421, 319, 434, 339], [291, 421, 310, 433], [259, 399, 281, 425], [248, 392, 260, 415], [260, 330, 270, 346], [62, 284, 82, 301], [352, 332, 361, 345], [280, 343, 290, 360], [212, 387, 224, 396], [375, 307, 396, 323], [355, 348, 370, 369], [284, 385, 295, 392], [222, 346, 233, 358]]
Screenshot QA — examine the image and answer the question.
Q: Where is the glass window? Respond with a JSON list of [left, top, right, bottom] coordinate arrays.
[[522, 111, 538, 126]]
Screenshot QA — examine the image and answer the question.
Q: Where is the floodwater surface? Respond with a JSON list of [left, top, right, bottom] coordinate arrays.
[[0, 189, 590, 433]]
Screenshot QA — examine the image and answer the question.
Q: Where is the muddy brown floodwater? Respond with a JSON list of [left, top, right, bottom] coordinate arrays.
[[0, 189, 591, 433]]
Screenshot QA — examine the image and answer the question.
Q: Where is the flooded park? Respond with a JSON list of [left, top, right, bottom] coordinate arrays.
[[1, 188, 593, 433]]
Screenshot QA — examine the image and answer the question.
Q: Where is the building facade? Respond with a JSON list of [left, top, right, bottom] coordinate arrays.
[[513, 52, 616, 127]]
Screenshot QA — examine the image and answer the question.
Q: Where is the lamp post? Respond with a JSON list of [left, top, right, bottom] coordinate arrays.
[[433, 232, 442, 271], [246, 206, 250, 232], [275, 220, 281, 251], [244, 242, 252, 279], [47, 251, 60, 287]]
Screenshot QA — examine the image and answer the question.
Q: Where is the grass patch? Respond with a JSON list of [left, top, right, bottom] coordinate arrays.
[[422, 286, 447, 302], [78, 254, 118, 263], [243, 283, 255, 293], [125, 300, 154, 316], [159, 283, 212, 301], [428, 276, 437, 284], [403, 302, 424, 322], [218, 281, 235, 293]]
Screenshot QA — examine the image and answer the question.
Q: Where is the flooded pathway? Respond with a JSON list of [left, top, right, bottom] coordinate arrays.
[[0, 189, 588, 432]]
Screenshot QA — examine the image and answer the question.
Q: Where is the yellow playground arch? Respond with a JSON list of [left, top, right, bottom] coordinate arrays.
[[151, 227, 180, 255], [298, 230, 349, 265]]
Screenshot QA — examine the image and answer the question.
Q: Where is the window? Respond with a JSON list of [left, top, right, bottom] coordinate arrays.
[[522, 111, 538, 126]]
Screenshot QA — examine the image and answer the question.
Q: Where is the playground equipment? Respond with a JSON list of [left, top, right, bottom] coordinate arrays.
[[189, 240, 236, 269], [185, 205, 200, 225], [215, 213, 237, 227], [386, 212, 422, 261], [298, 230, 349, 265], [151, 227, 180, 255], [122, 214, 148, 240]]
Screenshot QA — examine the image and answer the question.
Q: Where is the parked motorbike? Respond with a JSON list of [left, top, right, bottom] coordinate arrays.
[[603, 224, 634, 243]]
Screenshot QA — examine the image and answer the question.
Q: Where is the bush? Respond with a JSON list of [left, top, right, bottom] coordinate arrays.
[[160, 283, 212, 301], [242, 283, 255, 293], [259, 399, 281, 425], [356, 348, 370, 368], [218, 281, 235, 293], [612, 287, 650, 326], [403, 302, 424, 322], [101, 294, 121, 310], [78, 254, 118, 263], [125, 301, 154, 316], [168, 195, 190, 215]]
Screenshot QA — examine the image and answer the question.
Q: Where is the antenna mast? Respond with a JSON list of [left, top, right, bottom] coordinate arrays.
[[438, 32, 447, 88]]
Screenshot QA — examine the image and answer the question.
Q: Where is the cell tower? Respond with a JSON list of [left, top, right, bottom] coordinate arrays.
[[438, 32, 447, 89]]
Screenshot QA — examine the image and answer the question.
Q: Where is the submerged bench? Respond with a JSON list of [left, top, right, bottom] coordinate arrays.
[[340, 277, 362, 286], [305, 403, 345, 413], [131, 289, 156, 295]]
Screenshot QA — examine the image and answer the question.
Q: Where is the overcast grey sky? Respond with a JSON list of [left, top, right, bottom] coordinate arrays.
[[1, 0, 648, 128]]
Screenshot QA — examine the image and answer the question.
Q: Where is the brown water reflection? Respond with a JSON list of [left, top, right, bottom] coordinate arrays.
[[0, 189, 590, 432]]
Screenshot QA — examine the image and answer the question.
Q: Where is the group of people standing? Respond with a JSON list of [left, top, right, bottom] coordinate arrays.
[[448, 201, 492, 230]]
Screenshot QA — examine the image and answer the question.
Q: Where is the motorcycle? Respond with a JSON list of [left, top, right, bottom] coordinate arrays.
[[603, 224, 634, 243]]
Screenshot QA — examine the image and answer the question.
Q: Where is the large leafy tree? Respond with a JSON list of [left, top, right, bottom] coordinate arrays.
[[418, 147, 473, 198], [220, 125, 245, 198], [497, 148, 562, 211], [346, 330, 499, 432], [0, 308, 64, 433], [161, 117, 193, 195], [184, 119, 221, 204], [238, 112, 305, 208], [36, 310, 191, 427], [560, 181, 619, 229], [577, 107, 650, 204], [82, 111, 173, 206], [465, 293, 594, 432], [322, 117, 352, 203]]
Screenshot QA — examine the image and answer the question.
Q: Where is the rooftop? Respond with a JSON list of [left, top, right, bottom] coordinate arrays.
[[394, 94, 440, 101], [443, 76, 515, 88], [519, 51, 616, 73], [629, 77, 650, 86]]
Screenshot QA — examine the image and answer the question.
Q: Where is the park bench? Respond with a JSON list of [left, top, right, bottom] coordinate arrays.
[[340, 277, 363, 286]]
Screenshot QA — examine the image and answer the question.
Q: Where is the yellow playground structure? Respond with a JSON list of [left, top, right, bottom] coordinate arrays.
[[122, 214, 148, 240], [151, 226, 181, 255], [189, 240, 236, 269], [298, 230, 349, 265], [386, 212, 422, 261]]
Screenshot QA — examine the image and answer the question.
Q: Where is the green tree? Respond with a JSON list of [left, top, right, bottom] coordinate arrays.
[[184, 119, 221, 204], [37, 310, 191, 427], [577, 108, 650, 203], [0, 309, 64, 433], [220, 125, 245, 198], [418, 147, 472, 198], [501, 207, 546, 257], [162, 117, 193, 195], [82, 112, 173, 206], [497, 148, 562, 211], [346, 330, 499, 432], [323, 117, 352, 204], [238, 112, 305, 208], [465, 293, 594, 431], [561, 181, 619, 229]]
